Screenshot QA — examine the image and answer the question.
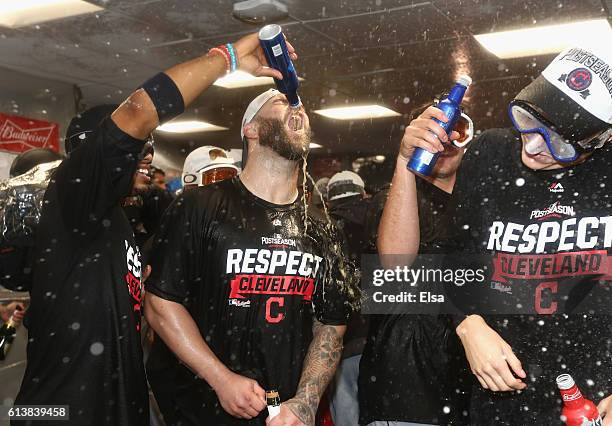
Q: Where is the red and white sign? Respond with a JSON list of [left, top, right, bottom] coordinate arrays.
[[0, 113, 59, 153]]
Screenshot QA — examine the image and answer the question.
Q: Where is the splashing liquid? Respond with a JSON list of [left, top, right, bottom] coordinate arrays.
[[288, 107, 303, 132], [299, 154, 361, 310], [305, 171, 331, 224]]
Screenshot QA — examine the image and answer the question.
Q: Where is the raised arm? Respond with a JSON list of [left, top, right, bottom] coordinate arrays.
[[377, 156, 421, 265], [269, 320, 345, 426], [112, 32, 295, 140], [54, 32, 296, 235], [377, 106, 453, 266]]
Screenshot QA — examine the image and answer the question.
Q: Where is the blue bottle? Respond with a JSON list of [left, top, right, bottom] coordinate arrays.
[[259, 24, 301, 108], [407, 75, 472, 176]]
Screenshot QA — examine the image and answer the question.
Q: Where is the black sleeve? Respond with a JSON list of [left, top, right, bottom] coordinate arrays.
[[146, 191, 201, 304], [363, 189, 388, 254], [53, 118, 145, 233], [311, 223, 354, 326], [441, 130, 503, 322], [434, 130, 499, 254], [141, 187, 175, 234]]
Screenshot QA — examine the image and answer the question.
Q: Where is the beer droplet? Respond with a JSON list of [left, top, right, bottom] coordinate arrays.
[[90, 342, 104, 356]]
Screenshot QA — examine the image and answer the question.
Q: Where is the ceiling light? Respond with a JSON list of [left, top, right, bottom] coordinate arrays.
[[0, 0, 104, 28], [474, 19, 612, 59], [309, 142, 322, 149], [314, 105, 400, 120], [214, 70, 303, 89], [157, 120, 228, 133]]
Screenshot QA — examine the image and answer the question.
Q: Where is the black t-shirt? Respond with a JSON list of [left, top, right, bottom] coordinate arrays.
[[328, 196, 378, 265], [359, 180, 470, 425], [123, 187, 175, 250], [146, 178, 350, 425], [328, 196, 379, 358], [447, 128, 612, 424], [14, 119, 149, 425]]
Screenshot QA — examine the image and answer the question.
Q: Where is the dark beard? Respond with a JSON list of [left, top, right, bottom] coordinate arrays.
[[131, 174, 152, 196], [257, 117, 310, 161]]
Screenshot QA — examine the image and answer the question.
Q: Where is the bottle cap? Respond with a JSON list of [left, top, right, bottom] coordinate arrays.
[[556, 373, 575, 390], [456, 74, 472, 87]]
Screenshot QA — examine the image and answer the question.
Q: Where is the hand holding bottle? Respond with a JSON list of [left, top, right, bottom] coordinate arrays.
[[1, 301, 25, 326], [0, 303, 25, 360], [398, 106, 461, 163], [266, 403, 306, 426], [233, 32, 297, 81], [407, 75, 471, 175], [214, 369, 266, 419], [258, 24, 302, 108], [597, 394, 612, 426]]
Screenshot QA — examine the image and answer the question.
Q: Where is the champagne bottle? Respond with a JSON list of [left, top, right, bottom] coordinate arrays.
[[266, 389, 281, 419], [0, 311, 19, 361]]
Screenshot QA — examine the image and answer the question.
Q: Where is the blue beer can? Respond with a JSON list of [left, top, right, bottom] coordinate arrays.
[[259, 24, 301, 107], [407, 75, 472, 176]]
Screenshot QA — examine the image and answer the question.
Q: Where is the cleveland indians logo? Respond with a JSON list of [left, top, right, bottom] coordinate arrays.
[[566, 68, 592, 92]]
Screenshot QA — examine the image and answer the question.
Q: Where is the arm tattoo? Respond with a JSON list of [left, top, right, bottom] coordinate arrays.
[[285, 320, 343, 425]]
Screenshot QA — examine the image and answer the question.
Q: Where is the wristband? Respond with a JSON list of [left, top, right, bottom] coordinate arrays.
[[139, 72, 185, 124], [208, 47, 230, 74], [225, 43, 237, 72]]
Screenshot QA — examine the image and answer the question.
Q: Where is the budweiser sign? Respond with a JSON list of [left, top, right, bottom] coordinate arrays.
[[0, 113, 59, 153]]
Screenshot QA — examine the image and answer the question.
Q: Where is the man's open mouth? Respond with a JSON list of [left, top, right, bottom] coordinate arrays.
[[136, 166, 151, 181]]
